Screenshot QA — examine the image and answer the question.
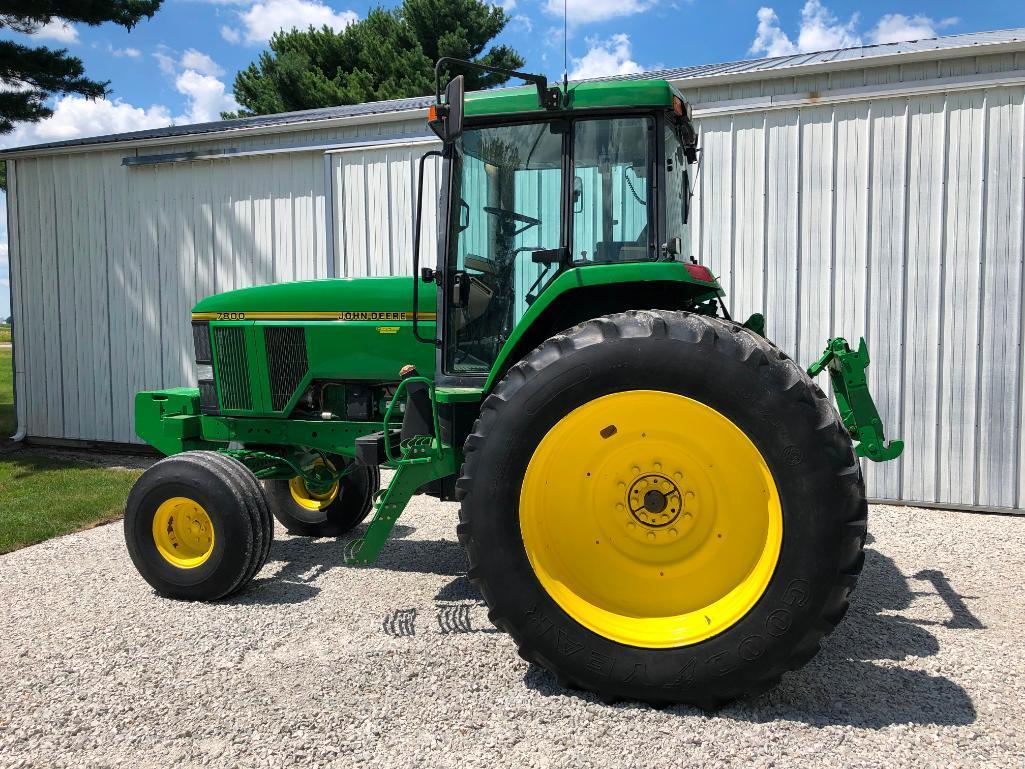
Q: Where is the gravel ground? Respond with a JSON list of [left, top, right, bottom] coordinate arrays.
[[1, 496, 1023, 769]]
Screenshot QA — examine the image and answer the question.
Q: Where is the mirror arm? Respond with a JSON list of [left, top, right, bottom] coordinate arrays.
[[412, 149, 445, 346], [434, 57, 564, 110]]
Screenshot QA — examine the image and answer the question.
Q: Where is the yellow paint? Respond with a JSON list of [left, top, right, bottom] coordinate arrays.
[[191, 311, 437, 322], [288, 457, 340, 511], [152, 497, 215, 569], [376, 326, 401, 334], [519, 390, 783, 649]]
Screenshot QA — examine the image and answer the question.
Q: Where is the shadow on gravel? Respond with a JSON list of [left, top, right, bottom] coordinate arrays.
[[524, 547, 980, 728], [228, 529, 469, 605]]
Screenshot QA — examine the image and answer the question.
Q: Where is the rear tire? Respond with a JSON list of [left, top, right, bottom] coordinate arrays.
[[456, 310, 866, 708], [124, 451, 273, 601], [264, 458, 379, 537]]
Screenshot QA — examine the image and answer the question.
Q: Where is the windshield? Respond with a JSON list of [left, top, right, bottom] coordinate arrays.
[[442, 114, 681, 377]]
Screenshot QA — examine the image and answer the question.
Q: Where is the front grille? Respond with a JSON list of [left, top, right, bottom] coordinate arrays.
[[264, 327, 309, 412], [213, 326, 253, 411]]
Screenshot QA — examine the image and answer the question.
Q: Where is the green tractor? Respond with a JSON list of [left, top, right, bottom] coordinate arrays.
[[125, 62, 902, 707]]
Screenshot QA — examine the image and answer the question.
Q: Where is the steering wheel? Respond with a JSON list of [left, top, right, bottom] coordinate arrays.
[[483, 206, 541, 230]]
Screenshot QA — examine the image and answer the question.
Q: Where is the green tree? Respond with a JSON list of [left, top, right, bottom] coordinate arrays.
[[0, 1, 162, 189], [227, 0, 523, 118]]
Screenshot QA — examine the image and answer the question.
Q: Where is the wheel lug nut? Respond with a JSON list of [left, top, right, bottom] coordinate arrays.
[[669, 528, 678, 537], [646, 532, 656, 541], [654, 463, 662, 471]]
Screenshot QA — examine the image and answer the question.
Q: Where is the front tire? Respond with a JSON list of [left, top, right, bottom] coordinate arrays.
[[456, 311, 866, 707], [124, 451, 273, 601]]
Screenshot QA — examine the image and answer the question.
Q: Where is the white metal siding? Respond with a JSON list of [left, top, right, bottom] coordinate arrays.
[[692, 84, 1025, 511], [7, 118, 430, 444]]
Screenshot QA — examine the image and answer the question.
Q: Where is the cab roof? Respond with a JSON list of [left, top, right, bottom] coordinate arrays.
[[464, 79, 682, 118]]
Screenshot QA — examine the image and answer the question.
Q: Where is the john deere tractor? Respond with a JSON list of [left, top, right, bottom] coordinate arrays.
[[125, 61, 902, 707]]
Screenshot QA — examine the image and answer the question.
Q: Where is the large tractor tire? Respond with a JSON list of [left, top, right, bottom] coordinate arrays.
[[125, 451, 273, 601], [264, 458, 379, 537], [456, 310, 866, 708]]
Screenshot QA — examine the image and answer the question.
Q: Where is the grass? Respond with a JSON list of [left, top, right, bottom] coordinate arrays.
[[0, 455, 142, 554], [0, 350, 143, 554], [0, 324, 10, 343], [0, 348, 12, 437]]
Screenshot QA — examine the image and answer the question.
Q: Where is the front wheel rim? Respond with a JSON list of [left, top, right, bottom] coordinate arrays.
[[151, 497, 215, 569], [288, 458, 340, 512], [519, 390, 783, 649]]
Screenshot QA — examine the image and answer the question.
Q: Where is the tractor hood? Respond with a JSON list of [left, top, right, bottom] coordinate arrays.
[[191, 276, 435, 319]]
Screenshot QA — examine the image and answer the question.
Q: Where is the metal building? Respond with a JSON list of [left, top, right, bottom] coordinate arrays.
[[4, 28, 1025, 513]]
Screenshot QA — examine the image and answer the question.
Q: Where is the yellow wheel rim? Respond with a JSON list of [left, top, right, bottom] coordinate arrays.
[[151, 497, 215, 569], [288, 458, 340, 512], [519, 390, 782, 649]]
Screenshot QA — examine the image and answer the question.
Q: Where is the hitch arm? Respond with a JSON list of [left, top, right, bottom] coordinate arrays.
[[807, 337, 904, 462]]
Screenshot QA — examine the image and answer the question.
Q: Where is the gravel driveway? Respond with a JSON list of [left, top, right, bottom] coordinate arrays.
[[1, 495, 1023, 768]]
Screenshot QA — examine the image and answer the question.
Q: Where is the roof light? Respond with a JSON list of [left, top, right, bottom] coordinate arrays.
[[672, 96, 684, 116], [427, 104, 438, 123]]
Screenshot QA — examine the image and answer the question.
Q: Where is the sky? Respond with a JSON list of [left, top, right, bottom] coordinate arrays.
[[1, 0, 1024, 319]]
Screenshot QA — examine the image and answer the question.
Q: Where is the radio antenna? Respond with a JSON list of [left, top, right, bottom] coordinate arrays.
[[562, 0, 568, 99]]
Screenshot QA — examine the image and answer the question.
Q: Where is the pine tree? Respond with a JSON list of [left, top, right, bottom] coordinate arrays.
[[226, 0, 523, 118], [0, 1, 163, 188]]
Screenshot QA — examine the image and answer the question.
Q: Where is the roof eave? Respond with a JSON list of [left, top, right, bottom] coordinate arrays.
[[0, 104, 428, 161], [664, 36, 1025, 91]]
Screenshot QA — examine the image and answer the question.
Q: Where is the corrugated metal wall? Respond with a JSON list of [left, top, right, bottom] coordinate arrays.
[[691, 85, 1025, 512], [7, 59, 1025, 512], [7, 117, 430, 445]]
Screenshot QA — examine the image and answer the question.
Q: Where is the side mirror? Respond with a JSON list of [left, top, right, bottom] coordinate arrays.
[[428, 75, 465, 144]]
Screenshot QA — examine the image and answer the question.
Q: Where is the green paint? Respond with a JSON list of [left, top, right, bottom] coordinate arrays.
[[465, 80, 682, 118], [807, 337, 904, 462], [484, 261, 722, 391], [193, 276, 435, 314]]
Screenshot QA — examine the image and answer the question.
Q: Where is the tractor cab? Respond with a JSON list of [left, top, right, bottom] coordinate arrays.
[[416, 66, 709, 383]]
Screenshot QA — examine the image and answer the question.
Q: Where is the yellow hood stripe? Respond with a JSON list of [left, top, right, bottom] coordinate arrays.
[[192, 311, 437, 322]]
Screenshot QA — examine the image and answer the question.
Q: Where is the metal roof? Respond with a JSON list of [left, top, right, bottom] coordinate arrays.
[[616, 26, 1025, 84], [3, 26, 1024, 158]]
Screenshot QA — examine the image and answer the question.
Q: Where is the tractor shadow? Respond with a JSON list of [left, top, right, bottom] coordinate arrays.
[[524, 540, 982, 728], [228, 526, 468, 605]]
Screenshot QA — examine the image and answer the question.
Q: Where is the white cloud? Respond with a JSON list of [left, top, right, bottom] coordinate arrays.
[[31, 20, 79, 44], [751, 7, 798, 57], [0, 97, 172, 148], [870, 13, 957, 44], [180, 49, 225, 77], [546, 0, 655, 26], [175, 70, 240, 123], [750, 1, 958, 58], [154, 50, 178, 77], [221, 0, 359, 45], [570, 34, 643, 79], [220, 25, 243, 44]]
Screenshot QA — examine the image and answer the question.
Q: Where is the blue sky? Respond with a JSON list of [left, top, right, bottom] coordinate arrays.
[[1, 0, 1023, 318]]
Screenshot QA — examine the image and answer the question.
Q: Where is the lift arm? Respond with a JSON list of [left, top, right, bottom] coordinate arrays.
[[807, 337, 904, 462]]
